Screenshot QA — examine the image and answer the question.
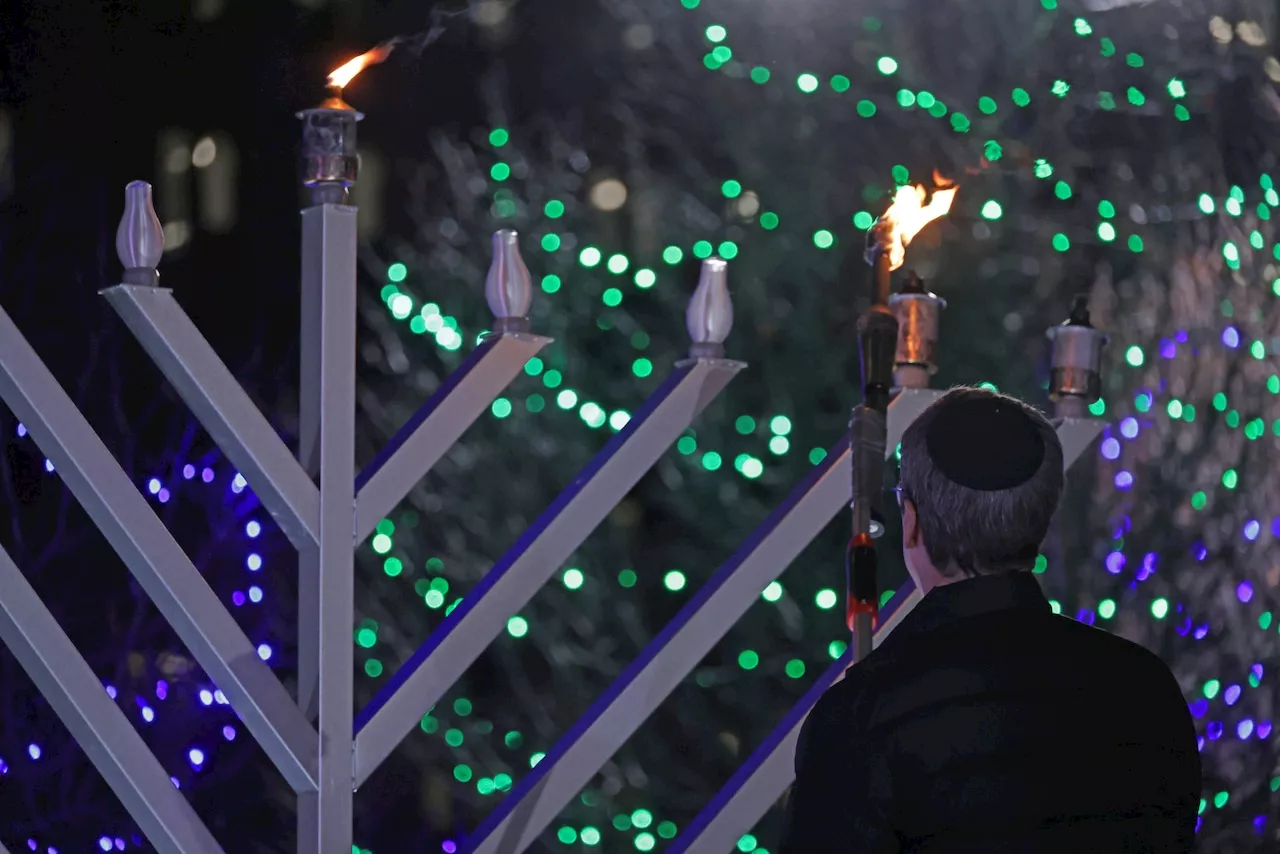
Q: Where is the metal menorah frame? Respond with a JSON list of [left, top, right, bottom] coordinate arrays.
[[0, 174, 740, 852], [0, 172, 1104, 852]]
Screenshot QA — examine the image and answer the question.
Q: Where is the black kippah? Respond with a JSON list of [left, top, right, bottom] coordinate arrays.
[[924, 395, 1046, 491]]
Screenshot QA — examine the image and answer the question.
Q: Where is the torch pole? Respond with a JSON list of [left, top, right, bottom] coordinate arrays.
[[872, 248, 892, 308], [848, 229, 899, 662]]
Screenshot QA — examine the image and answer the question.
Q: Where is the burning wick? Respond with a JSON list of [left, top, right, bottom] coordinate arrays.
[[326, 40, 399, 95], [872, 175, 958, 272], [297, 42, 398, 203]]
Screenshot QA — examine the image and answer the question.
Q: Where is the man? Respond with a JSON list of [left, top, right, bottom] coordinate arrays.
[[780, 387, 1201, 853]]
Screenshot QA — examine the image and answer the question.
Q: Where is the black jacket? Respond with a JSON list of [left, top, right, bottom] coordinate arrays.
[[779, 572, 1201, 853]]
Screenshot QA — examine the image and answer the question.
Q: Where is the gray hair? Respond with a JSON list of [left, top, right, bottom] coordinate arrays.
[[898, 387, 1064, 577]]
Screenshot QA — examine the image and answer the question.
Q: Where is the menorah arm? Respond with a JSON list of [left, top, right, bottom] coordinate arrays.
[[351, 356, 743, 787], [672, 416, 1104, 854], [1054, 415, 1107, 466], [457, 388, 944, 854], [352, 331, 552, 543], [668, 646, 852, 854], [0, 305, 319, 793], [102, 284, 321, 551], [0, 545, 225, 854]]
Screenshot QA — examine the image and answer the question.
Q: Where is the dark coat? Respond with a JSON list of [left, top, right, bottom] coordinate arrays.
[[779, 572, 1201, 853]]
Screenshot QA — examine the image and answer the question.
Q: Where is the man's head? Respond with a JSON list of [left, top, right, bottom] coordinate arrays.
[[898, 386, 1063, 592]]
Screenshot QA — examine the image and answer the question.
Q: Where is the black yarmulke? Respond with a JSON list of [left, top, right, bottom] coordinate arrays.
[[924, 395, 1045, 491]]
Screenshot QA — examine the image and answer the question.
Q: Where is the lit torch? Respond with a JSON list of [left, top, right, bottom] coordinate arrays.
[[868, 176, 958, 287], [847, 174, 957, 663], [880, 178, 956, 389], [297, 42, 397, 205]]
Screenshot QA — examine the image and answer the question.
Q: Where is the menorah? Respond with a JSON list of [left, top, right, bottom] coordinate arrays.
[[0, 96, 1108, 854]]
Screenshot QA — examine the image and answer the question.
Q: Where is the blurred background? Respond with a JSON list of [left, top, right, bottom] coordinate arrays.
[[1, 0, 1279, 851]]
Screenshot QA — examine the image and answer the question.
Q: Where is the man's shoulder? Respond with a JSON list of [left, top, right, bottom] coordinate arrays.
[[1044, 612, 1179, 671], [816, 611, 1184, 716], [1045, 612, 1189, 695], [804, 651, 903, 732]]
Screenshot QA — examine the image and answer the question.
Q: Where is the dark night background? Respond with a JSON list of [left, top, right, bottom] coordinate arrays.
[[2, 0, 1279, 851]]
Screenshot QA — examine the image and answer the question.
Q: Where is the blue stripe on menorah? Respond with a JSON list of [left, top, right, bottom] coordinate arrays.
[[354, 334, 500, 493], [671, 653, 850, 852]]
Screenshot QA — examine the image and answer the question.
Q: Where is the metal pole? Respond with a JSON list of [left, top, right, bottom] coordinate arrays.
[[303, 201, 359, 852], [300, 248, 323, 478], [295, 206, 327, 724], [295, 197, 324, 850], [0, 546, 225, 854], [354, 259, 741, 787], [460, 388, 942, 854], [292, 94, 362, 854], [293, 92, 363, 744], [670, 415, 1105, 853]]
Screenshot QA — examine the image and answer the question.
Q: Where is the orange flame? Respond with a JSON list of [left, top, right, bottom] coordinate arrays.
[[326, 42, 397, 90], [878, 179, 958, 271]]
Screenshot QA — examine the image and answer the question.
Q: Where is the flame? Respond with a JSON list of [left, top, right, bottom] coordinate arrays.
[[326, 42, 397, 90], [878, 180, 958, 270]]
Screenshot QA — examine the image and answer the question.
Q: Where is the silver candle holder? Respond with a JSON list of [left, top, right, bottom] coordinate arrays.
[[297, 92, 363, 206], [686, 257, 734, 359], [1047, 294, 1108, 418], [889, 271, 946, 390]]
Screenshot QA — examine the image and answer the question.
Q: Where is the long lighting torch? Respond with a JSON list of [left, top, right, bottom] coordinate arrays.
[[849, 180, 957, 662]]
